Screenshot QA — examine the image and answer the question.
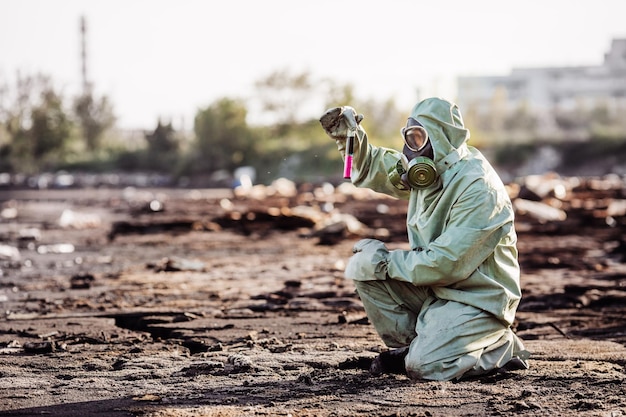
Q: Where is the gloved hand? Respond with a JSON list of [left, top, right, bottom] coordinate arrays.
[[319, 106, 364, 141], [345, 239, 389, 281]]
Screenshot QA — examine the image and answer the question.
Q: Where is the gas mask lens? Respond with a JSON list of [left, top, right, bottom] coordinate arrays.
[[402, 126, 429, 152]]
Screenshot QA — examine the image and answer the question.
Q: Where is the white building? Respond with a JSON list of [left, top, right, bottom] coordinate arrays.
[[457, 39, 626, 140]]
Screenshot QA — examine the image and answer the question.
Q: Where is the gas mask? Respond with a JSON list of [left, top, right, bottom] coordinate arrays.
[[388, 118, 438, 190]]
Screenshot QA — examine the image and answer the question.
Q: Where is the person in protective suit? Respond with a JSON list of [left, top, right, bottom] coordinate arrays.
[[319, 97, 530, 381]]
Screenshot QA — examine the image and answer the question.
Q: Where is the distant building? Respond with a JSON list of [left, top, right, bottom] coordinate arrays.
[[457, 39, 626, 141]]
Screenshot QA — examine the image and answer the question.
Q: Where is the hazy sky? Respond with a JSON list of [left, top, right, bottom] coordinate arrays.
[[1, 0, 625, 129]]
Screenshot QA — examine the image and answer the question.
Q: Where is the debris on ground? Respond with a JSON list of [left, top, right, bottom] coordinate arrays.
[[0, 173, 625, 416]]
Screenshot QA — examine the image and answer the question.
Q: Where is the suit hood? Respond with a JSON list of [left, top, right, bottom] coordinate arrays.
[[408, 98, 470, 164]]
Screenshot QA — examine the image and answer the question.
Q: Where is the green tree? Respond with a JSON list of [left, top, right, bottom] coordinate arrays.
[[253, 69, 315, 135], [73, 89, 116, 152], [193, 98, 257, 174], [317, 77, 406, 145], [0, 73, 73, 173], [355, 97, 405, 147], [249, 71, 410, 182], [144, 120, 179, 170], [321, 79, 357, 111]]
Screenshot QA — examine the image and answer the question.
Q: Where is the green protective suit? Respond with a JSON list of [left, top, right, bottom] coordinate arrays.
[[335, 97, 530, 380]]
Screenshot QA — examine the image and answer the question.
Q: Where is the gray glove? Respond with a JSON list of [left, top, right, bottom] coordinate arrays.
[[319, 106, 364, 141], [345, 239, 389, 281]]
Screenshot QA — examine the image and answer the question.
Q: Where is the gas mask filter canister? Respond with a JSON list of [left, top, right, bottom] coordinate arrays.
[[403, 155, 437, 189]]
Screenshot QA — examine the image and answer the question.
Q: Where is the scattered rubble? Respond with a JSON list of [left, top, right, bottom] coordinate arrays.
[[0, 244, 20, 261], [0, 173, 625, 416], [58, 209, 103, 229]]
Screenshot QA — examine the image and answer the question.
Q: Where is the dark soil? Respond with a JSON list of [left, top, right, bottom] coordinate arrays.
[[1, 178, 625, 416]]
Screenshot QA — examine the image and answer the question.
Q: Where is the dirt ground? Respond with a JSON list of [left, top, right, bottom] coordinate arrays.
[[1, 177, 625, 417]]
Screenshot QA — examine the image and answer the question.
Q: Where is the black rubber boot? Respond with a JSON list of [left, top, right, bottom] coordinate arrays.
[[369, 347, 409, 376]]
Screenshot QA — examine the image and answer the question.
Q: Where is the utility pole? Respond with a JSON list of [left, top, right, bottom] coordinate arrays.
[[80, 15, 91, 94]]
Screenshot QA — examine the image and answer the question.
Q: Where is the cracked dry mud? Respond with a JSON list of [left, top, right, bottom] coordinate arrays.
[[1, 182, 625, 417]]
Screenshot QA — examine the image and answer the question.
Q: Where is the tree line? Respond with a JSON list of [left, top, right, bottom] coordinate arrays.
[[0, 70, 406, 187], [2, 69, 622, 187]]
